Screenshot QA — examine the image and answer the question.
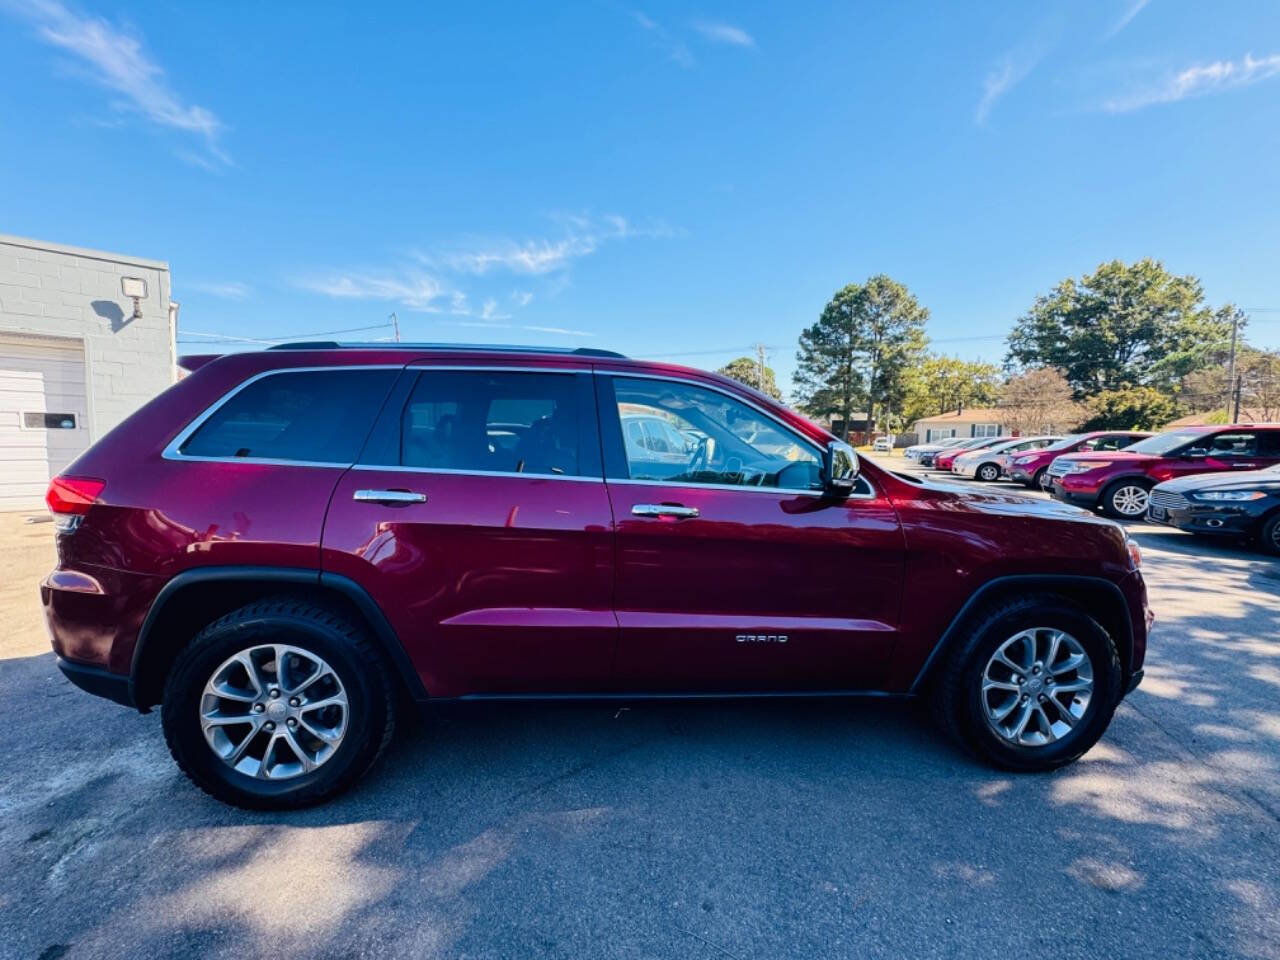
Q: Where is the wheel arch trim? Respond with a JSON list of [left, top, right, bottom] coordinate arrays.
[[907, 574, 1135, 695], [129, 566, 427, 710]]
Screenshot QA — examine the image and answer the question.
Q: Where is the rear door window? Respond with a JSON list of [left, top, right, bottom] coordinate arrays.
[[179, 369, 396, 463], [400, 370, 589, 477]]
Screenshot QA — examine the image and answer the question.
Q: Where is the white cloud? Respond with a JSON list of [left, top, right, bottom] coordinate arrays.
[[1106, 0, 1151, 39], [297, 214, 673, 317], [295, 271, 447, 310], [188, 280, 251, 299], [522, 325, 595, 338], [3, 0, 229, 167], [692, 21, 755, 48], [630, 10, 694, 67], [426, 214, 661, 276], [976, 50, 1044, 124], [1103, 52, 1280, 112]]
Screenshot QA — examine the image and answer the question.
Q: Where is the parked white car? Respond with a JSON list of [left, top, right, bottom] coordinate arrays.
[[951, 435, 1062, 481], [904, 436, 966, 461], [872, 436, 894, 452]]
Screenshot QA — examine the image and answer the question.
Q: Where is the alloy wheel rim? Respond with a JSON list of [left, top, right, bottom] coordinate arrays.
[[980, 465, 998, 480], [980, 627, 1094, 747], [199, 644, 348, 780], [1112, 485, 1149, 516]]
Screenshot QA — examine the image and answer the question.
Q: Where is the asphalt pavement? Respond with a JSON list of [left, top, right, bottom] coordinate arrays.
[[1, 466, 1278, 960]]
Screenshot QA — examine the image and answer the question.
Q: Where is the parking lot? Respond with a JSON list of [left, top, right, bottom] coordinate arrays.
[[1, 464, 1279, 960]]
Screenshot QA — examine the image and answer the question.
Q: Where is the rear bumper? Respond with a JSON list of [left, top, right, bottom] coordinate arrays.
[[56, 656, 134, 708]]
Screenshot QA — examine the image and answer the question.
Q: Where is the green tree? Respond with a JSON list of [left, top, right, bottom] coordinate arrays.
[[1006, 260, 1236, 397], [859, 275, 930, 434], [716, 356, 783, 401], [902, 354, 1002, 426], [1080, 386, 1177, 430], [795, 275, 928, 438], [794, 285, 866, 440]]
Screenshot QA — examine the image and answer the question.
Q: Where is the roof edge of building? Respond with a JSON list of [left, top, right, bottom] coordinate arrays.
[[0, 233, 169, 271]]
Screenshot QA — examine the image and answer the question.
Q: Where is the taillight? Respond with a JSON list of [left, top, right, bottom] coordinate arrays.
[[45, 475, 105, 531]]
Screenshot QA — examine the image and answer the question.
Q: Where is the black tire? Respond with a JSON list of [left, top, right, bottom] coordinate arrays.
[[1259, 512, 1280, 557], [162, 597, 397, 810], [977, 462, 1000, 482], [930, 594, 1123, 771], [1100, 478, 1152, 519], [1032, 467, 1047, 490]]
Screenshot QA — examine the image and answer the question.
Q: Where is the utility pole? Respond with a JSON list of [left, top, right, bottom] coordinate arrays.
[[390, 312, 400, 343], [754, 342, 767, 393], [1225, 309, 1240, 417], [1232, 374, 1243, 424]]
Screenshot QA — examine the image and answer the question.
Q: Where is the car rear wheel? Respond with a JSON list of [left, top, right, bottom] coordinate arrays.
[[1101, 479, 1152, 519], [162, 597, 396, 809], [1032, 468, 1047, 489], [977, 463, 1000, 482], [931, 595, 1123, 771], [1259, 513, 1280, 557]]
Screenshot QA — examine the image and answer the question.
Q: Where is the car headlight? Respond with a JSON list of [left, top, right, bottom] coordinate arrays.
[[1192, 490, 1266, 501], [1013, 456, 1035, 465], [1064, 461, 1110, 474]]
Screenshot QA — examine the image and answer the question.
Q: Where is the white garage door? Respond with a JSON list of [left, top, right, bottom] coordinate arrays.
[[0, 334, 91, 512]]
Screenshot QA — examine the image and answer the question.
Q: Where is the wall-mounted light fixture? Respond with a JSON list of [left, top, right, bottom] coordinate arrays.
[[121, 276, 148, 321]]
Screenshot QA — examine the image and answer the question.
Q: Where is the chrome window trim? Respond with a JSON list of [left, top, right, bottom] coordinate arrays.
[[161, 364, 405, 466], [349, 463, 602, 483], [606, 474, 877, 499]]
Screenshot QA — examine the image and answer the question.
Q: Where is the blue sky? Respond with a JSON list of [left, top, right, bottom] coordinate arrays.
[[2, 0, 1279, 396]]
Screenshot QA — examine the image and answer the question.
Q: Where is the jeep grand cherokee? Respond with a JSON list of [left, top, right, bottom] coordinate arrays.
[[43, 343, 1151, 809]]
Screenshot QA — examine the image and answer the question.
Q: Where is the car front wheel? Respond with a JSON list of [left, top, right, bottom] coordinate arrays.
[[1102, 479, 1152, 518], [1259, 513, 1280, 557], [977, 463, 1000, 482], [932, 595, 1123, 771], [162, 597, 396, 809]]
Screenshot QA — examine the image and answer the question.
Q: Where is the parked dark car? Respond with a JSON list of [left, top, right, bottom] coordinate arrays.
[[1147, 466, 1280, 553], [44, 343, 1150, 808], [1048, 424, 1280, 519], [1008, 432, 1152, 489]]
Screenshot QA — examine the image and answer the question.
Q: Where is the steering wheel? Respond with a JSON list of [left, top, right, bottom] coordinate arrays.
[[689, 435, 711, 475]]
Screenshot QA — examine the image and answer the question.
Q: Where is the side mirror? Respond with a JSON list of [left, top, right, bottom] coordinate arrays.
[[824, 440, 859, 495], [1184, 448, 1207, 459]]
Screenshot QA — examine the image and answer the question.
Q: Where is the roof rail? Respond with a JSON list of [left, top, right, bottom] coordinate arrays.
[[266, 341, 626, 358]]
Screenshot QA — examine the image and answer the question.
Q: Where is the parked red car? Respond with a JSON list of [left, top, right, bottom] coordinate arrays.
[[44, 343, 1150, 808], [933, 436, 1006, 471], [1048, 424, 1280, 518], [1007, 431, 1152, 489]]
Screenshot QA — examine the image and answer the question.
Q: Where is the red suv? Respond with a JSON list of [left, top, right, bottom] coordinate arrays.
[[43, 344, 1151, 808], [1007, 431, 1151, 489], [1048, 425, 1280, 518]]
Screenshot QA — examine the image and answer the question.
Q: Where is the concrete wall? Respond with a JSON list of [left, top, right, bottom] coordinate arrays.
[[0, 234, 175, 442]]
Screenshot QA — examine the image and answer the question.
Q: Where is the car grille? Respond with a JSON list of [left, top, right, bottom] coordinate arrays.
[[1047, 462, 1069, 477], [1149, 489, 1189, 511]]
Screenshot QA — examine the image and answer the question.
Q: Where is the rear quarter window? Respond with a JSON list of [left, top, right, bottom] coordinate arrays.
[[179, 369, 397, 463]]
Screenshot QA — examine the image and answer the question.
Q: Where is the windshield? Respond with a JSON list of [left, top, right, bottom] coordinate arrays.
[[1123, 431, 1205, 456], [1043, 434, 1084, 452]]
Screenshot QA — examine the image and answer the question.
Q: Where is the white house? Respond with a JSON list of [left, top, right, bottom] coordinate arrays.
[[0, 234, 177, 510]]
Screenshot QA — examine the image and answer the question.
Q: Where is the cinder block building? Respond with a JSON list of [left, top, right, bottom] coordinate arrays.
[[0, 234, 177, 510]]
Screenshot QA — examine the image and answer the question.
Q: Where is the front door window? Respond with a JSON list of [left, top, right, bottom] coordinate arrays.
[[612, 377, 822, 491]]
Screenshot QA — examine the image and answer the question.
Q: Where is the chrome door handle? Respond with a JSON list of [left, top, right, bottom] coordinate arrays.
[[1231, 463, 1258, 468], [631, 503, 699, 519], [353, 489, 427, 504]]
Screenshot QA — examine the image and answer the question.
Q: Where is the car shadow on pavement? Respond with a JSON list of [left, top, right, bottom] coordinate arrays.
[[3, 531, 1280, 959]]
